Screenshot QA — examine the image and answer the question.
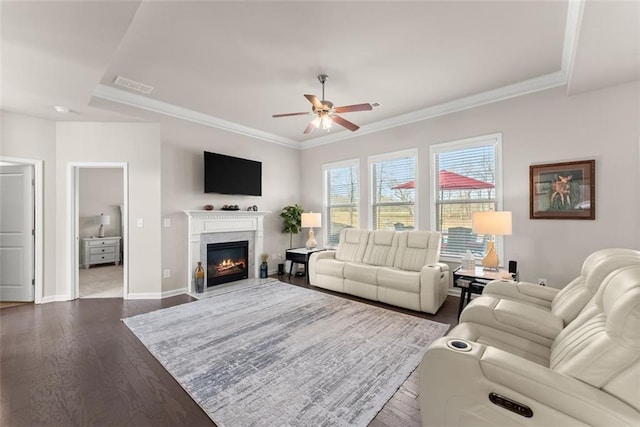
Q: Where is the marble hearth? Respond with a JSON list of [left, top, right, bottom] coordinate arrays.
[[184, 210, 269, 294]]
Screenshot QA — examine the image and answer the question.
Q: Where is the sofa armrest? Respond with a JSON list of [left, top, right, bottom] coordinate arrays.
[[483, 281, 558, 308], [310, 250, 336, 262], [460, 296, 563, 344], [480, 346, 639, 425], [420, 338, 639, 427], [419, 263, 450, 314]]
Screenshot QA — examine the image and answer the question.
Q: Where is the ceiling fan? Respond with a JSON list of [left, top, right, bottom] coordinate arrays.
[[273, 74, 376, 134]]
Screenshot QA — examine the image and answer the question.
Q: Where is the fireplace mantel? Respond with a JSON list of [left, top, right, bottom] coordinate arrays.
[[184, 210, 271, 293]]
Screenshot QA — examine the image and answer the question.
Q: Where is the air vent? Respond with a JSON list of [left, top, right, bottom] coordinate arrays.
[[113, 75, 154, 94]]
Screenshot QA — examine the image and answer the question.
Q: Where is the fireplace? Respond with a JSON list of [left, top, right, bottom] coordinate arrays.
[[207, 241, 249, 287]]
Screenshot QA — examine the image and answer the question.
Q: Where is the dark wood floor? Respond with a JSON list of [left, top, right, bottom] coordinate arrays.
[[0, 275, 459, 426]]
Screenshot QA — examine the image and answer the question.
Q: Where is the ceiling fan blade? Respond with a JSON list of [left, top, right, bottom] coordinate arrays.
[[304, 94, 324, 110], [332, 115, 360, 132], [334, 103, 373, 113], [272, 112, 311, 118], [303, 121, 317, 134]]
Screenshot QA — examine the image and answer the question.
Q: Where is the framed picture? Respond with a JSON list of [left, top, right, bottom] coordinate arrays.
[[530, 160, 595, 220]]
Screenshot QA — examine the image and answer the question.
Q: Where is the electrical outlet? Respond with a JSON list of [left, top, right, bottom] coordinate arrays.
[[163, 269, 171, 279], [538, 278, 547, 286]]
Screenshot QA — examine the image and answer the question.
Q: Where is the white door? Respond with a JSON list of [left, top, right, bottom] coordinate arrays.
[[0, 164, 35, 302]]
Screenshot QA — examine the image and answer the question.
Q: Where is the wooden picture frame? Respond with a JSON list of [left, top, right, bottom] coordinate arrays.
[[530, 160, 595, 220]]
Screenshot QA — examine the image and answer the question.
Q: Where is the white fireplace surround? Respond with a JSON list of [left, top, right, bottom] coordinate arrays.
[[184, 210, 269, 293]]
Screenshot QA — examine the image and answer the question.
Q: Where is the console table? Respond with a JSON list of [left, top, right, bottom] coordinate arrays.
[[286, 247, 326, 284], [453, 266, 517, 319], [80, 237, 121, 269]]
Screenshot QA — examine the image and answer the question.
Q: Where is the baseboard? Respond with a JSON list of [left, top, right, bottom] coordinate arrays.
[[447, 288, 462, 297], [126, 292, 163, 300], [162, 288, 189, 298], [125, 288, 190, 300], [40, 294, 71, 303]]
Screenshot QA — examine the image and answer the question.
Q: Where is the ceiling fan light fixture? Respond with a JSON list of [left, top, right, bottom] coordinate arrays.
[[321, 115, 332, 130], [273, 73, 373, 135]]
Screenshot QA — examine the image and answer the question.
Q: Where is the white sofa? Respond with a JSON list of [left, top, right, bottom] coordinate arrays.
[[454, 248, 640, 361], [420, 264, 640, 426], [308, 228, 449, 314]]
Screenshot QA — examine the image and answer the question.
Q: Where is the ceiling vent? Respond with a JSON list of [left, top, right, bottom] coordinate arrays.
[[113, 75, 154, 94]]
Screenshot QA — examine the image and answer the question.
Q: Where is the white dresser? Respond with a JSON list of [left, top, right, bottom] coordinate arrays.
[[80, 237, 121, 269]]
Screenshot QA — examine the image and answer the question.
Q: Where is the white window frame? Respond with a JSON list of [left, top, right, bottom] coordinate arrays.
[[322, 158, 361, 248], [429, 133, 503, 262], [368, 148, 418, 230]]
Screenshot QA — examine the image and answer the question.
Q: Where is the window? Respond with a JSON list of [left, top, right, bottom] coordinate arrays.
[[323, 159, 360, 247], [430, 133, 502, 259], [369, 149, 417, 230]]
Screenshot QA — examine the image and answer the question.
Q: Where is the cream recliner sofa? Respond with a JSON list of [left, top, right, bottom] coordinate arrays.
[[420, 264, 640, 426], [455, 249, 640, 360], [308, 228, 449, 314]]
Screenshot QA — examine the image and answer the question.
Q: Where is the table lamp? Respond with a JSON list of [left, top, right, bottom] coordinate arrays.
[[472, 211, 512, 270], [301, 212, 322, 249], [98, 213, 110, 238]]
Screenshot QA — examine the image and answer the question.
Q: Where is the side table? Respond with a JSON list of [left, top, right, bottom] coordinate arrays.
[[286, 247, 326, 284], [453, 266, 517, 319]]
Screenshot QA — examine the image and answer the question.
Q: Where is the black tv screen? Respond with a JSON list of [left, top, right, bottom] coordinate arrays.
[[204, 151, 262, 196]]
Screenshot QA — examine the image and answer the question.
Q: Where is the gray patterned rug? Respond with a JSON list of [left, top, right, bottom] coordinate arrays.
[[123, 280, 448, 426]]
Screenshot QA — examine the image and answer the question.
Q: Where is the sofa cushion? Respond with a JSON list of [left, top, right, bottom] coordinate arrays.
[[344, 262, 378, 284], [335, 228, 369, 262], [394, 230, 441, 271], [377, 267, 421, 294], [362, 230, 398, 267]]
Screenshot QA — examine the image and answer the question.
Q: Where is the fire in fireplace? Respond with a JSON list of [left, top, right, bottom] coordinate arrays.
[[207, 240, 249, 287]]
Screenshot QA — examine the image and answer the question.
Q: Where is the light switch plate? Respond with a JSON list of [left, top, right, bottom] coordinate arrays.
[[163, 269, 171, 278], [163, 218, 171, 227], [137, 218, 144, 227]]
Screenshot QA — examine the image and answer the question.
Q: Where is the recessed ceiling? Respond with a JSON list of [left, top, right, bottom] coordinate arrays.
[[1, 1, 638, 147]]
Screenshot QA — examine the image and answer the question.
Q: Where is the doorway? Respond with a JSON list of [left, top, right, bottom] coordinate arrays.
[[0, 157, 43, 304], [67, 163, 128, 300]]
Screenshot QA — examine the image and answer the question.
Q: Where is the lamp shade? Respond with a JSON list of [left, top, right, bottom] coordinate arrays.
[[301, 212, 322, 228], [472, 211, 512, 235], [100, 214, 111, 226]]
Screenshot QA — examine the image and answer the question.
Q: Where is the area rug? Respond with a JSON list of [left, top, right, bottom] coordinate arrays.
[[123, 281, 448, 426]]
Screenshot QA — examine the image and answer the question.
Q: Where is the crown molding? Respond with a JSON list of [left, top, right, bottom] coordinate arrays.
[[563, 0, 586, 92], [302, 0, 584, 150], [301, 70, 567, 150], [92, 84, 300, 148]]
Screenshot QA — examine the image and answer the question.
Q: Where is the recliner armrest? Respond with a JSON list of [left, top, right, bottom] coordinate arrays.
[[310, 250, 336, 262], [420, 338, 639, 426], [480, 346, 639, 425], [460, 297, 563, 342], [426, 261, 449, 273], [483, 281, 558, 308]]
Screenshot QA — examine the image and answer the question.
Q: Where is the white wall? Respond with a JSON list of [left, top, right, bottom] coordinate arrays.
[[0, 111, 58, 299], [159, 117, 301, 293], [300, 82, 640, 287], [56, 122, 162, 297], [78, 168, 123, 238]]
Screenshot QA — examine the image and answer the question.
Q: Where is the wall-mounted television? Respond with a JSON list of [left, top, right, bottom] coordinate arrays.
[[204, 151, 262, 196]]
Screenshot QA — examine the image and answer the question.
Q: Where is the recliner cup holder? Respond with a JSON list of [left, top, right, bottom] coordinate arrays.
[[447, 339, 472, 352]]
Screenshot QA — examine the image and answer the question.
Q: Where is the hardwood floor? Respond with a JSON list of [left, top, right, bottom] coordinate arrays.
[[0, 275, 459, 426]]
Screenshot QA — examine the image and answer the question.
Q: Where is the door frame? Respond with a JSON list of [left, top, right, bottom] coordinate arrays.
[[0, 156, 43, 303], [66, 162, 129, 300]]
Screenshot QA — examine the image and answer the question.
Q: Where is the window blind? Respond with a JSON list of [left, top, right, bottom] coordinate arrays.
[[432, 138, 500, 258], [324, 161, 359, 246], [370, 151, 416, 230]]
